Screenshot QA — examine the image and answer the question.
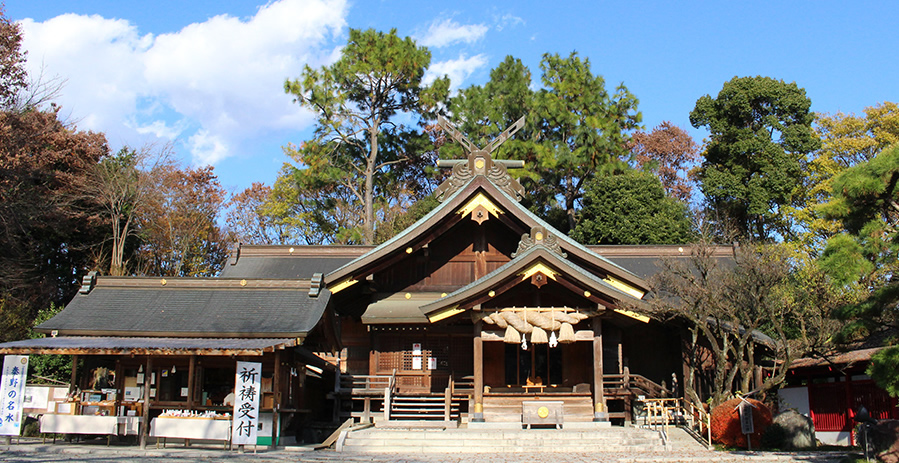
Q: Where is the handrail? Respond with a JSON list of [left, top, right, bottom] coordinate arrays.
[[643, 398, 712, 450], [603, 368, 670, 398], [338, 374, 394, 393], [383, 369, 396, 421]]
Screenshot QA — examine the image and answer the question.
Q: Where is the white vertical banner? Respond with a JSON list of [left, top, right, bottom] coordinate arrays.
[[0, 355, 29, 436], [231, 361, 261, 445]]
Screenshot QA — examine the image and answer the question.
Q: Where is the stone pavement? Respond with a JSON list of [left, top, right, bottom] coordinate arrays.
[[1, 437, 855, 463]]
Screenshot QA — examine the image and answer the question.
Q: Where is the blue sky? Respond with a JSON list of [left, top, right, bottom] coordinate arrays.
[[7, 1, 898, 195]]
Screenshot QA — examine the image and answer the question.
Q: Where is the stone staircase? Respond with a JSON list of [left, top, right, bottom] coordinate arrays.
[[388, 394, 461, 421], [339, 425, 668, 453]]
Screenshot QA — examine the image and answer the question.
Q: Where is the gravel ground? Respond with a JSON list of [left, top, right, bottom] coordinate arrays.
[[1, 438, 855, 463]]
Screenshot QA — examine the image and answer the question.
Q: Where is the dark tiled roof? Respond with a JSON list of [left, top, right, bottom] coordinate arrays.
[[37, 284, 331, 337], [791, 347, 884, 369], [589, 245, 736, 280], [220, 256, 358, 279], [0, 336, 296, 355]]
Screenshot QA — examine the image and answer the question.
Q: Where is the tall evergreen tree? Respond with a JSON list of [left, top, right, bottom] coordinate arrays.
[[570, 169, 694, 245], [690, 76, 820, 241], [281, 28, 449, 244]]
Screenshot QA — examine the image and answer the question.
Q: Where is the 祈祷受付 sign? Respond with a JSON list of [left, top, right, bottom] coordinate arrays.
[[231, 361, 261, 445]]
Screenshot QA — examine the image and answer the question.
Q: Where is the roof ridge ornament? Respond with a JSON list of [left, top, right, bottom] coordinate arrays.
[[512, 226, 568, 259], [434, 116, 526, 202]]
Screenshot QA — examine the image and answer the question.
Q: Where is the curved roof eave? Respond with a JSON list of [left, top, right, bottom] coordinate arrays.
[[419, 245, 645, 317]]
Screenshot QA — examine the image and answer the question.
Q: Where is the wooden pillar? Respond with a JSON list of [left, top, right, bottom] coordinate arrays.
[[271, 350, 281, 448], [472, 321, 485, 422], [187, 355, 197, 409], [139, 357, 153, 449], [592, 317, 607, 421], [69, 355, 79, 394], [114, 359, 123, 419]]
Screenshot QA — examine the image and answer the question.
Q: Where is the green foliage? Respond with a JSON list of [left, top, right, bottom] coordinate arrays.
[[449, 53, 641, 232], [374, 194, 440, 244], [690, 76, 820, 242], [27, 304, 72, 384], [819, 234, 874, 286], [821, 145, 899, 334], [868, 345, 899, 398], [570, 169, 694, 245], [531, 52, 641, 232], [281, 28, 449, 244], [821, 144, 899, 391], [788, 102, 899, 251]]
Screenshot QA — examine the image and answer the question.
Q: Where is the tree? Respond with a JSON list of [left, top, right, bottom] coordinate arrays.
[[787, 102, 899, 251], [283, 28, 449, 244], [570, 169, 694, 245], [529, 52, 641, 232], [447, 56, 535, 159], [0, 106, 108, 310], [27, 304, 72, 384], [224, 182, 291, 245], [646, 241, 842, 407], [82, 145, 171, 276], [821, 144, 899, 381], [690, 76, 820, 242], [628, 121, 699, 203], [0, 7, 108, 337], [136, 165, 228, 277], [0, 7, 27, 110]]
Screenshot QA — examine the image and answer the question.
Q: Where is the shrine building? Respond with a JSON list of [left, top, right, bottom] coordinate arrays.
[[0, 117, 740, 446]]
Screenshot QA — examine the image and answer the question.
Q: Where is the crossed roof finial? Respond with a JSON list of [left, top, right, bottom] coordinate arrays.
[[434, 116, 527, 202]]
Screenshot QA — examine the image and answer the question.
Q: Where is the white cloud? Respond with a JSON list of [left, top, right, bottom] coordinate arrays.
[[418, 18, 488, 48], [189, 130, 229, 166], [17, 0, 349, 166], [426, 54, 489, 90], [495, 13, 525, 32]]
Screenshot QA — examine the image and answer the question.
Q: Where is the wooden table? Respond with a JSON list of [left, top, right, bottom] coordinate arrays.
[[41, 415, 119, 444], [150, 417, 231, 448]]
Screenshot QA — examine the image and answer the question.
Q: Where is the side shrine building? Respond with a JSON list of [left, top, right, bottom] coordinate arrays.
[[0, 120, 739, 446]]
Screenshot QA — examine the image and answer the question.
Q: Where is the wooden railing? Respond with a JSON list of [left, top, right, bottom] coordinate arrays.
[[603, 367, 671, 398], [338, 372, 395, 394], [643, 398, 712, 450]]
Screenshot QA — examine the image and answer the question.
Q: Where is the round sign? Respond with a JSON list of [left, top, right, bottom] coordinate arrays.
[[537, 406, 549, 419]]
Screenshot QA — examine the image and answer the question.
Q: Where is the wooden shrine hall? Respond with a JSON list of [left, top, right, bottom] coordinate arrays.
[[0, 116, 736, 444]]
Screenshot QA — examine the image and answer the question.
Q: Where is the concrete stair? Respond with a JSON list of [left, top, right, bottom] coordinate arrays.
[[339, 426, 667, 453]]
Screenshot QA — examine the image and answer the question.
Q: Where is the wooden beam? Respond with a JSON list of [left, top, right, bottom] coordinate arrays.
[[114, 359, 123, 422], [0, 348, 270, 356], [69, 354, 78, 394], [472, 321, 484, 422], [592, 317, 606, 421], [139, 357, 153, 450], [272, 350, 281, 449], [187, 355, 197, 409]]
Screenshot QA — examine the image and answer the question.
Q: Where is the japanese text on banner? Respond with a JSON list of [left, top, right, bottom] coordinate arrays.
[[231, 361, 261, 445], [0, 355, 29, 436]]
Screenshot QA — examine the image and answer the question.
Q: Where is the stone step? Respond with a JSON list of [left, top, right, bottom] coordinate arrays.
[[340, 427, 667, 453]]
